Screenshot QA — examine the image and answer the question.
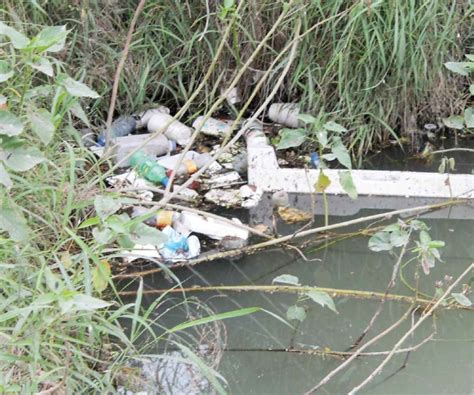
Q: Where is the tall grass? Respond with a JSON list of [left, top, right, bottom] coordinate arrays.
[[2, 0, 470, 157]]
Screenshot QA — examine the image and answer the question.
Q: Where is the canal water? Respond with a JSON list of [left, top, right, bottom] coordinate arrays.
[[127, 144, 473, 394]]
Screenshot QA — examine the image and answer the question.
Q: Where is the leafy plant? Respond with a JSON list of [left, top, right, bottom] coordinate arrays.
[[272, 274, 337, 323], [79, 195, 167, 251], [368, 219, 445, 275], [443, 54, 474, 132], [0, 22, 98, 240], [276, 113, 357, 225]]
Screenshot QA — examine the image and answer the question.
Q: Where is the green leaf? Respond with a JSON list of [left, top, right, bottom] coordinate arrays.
[[0, 21, 30, 49], [331, 138, 352, 168], [30, 57, 54, 77], [223, 0, 235, 8], [324, 121, 347, 133], [0, 60, 13, 83], [428, 240, 445, 249], [276, 128, 307, 150], [464, 107, 474, 128], [168, 307, 260, 334], [470, 84, 474, 96], [0, 206, 29, 241], [30, 25, 68, 52], [419, 230, 431, 246], [315, 170, 331, 193], [438, 158, 446, 173], [28, 108, 55, 144], [286, 305, 306, 322], [69, 101, 90, 127], [272, 274, 300, 286], [339, 171, 357, 199], [0, 162, 12, 189], [297, 114, 317, 124], [444, 62, 469, 76], [305, 290, 337, 313], [92, 260, 111, 293], [316, 129, 328, 148], [105, 213, 129, 234], [129, 223, 167, 247], [368, 231, 392, 252], [383, 223, 400, 232], [94, 195, 122, 219], [3, 147, 44, 171], [0, 110, 24, 136], [78, 216, 100, 229], [409, 220, 428, 231], [59, 293, 112, 314], [466, 54, 474, 61], [451, 293, 472, 307], [443, 115, 464, 130], [389, 229, 409, 247], [62, 77, 99, 98], [92, 227, 113, 245]]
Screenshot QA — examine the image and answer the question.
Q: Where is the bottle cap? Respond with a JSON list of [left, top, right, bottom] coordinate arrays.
[[156, 211, 174, 229], [161, 176, 169, 187]]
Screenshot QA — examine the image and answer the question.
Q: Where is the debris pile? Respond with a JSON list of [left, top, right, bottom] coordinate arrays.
[[89, 102, 309, 266], [84, 103, 320, 263]]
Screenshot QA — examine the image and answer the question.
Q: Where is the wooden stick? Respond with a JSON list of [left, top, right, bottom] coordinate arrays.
[[105, 0, 147, 152], [116, 284, 472, 311], [114, 199, 465, 279]]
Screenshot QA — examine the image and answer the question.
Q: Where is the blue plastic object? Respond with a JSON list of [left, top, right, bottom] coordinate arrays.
[[163, 230, 189, 253], [310, 152, 320, 168]]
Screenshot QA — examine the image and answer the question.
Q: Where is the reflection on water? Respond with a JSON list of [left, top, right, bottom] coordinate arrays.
[[135, 208, 473, 394]]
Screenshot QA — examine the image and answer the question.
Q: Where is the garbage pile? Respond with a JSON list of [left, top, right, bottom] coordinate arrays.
[[85, 104, 263, 264], [88, 102, 308, 265]]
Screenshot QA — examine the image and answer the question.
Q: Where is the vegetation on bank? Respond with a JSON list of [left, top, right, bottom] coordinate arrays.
[[0, 0, 472, 392], [3, 0, 471, 155]]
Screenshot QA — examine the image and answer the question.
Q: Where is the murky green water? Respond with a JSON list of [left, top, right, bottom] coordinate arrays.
[[135, 206, 473, 394]]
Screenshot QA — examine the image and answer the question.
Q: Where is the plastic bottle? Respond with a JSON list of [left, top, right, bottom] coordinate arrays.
[[132, 206, 180, 229], [192, 116, 234, 137], [136, 106, 170, 129], [157, 151, 213, 177], [267, 103, 300, 128], [113, 133, 176, 167], [147, 112, 192, 146], [97, 116, 137, 146], [129, 150, 169, 186]]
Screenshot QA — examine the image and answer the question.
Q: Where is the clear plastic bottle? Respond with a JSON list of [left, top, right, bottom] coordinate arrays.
[[129, 150, 169, 186], [157, 151, 213, 177], [147, 112, 192, 146], [97, 116, 137, 146], [113, 133, 176, 167]]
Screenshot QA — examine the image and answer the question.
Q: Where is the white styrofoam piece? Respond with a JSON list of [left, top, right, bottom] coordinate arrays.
[[247, 134, 474, 199]]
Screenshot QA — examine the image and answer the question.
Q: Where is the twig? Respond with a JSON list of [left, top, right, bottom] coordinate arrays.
[[197, 0, 211, 42], [349, 229, 412, 350], [113, 199, 465, 278], [115, 284, 472, 311], [226, 333, 434, 358], [429, 148, 474, 155], [104, 0, 147, 152], [348, 263, 473, 395], [304, 308, 413, 394]]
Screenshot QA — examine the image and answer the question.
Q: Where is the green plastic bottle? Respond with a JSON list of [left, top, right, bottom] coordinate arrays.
[[130, 150, 169, 186]]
